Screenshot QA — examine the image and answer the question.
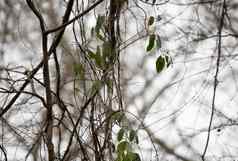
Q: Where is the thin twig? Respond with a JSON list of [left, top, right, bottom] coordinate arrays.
[[0, 0, 100, 118], [45, 0, 104, 34], [201, 0, 226, 160]]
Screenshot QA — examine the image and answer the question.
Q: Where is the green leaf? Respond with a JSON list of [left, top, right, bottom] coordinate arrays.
[[95, 15, 105, 34], [102, 41, 111, 56], [115, 156, 122, 161], [124, 152, 132, 161], [135, 135, 139, 144], [117, 128, 125, 141], [111, 112, 125, 124], [156, 35, 162, 49], [88, 47, 104, 69], [95, 46, 103, 67], [96, 33, 106, 41], [91, 80, 102, 95], [129, 130, 136, 142], [156, 56, 165, 73], [106, 79, 113, 89], [117, 141, 129, 154], [165, 55, 171, 67], [102, 41, 113, 62], [146, 34, 156, 52], [88, 50, 96, 59], [91, 27, 94, 37], [95, 15, 106, 41], [74, 63, 84, 79], [125, 152, 141, 161], [133, 153, 141, 161], [148, 16, 155, 26]]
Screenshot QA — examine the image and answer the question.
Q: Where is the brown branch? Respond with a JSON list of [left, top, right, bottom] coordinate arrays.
[[25, 0, 54, 160], [0, 145, 7, 161], [139, 0, 170, 6], [0, 87, 47, 108], [53, 49, 61, 102], [201, 0, 226, 160], [0, 0, 100, 118], [171, 0, 216, 6], [45, 0, 104, 35], [61, 92, 97, 161]]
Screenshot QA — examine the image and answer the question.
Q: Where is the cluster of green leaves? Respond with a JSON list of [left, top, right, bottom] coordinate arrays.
[[146, 16, 172, 74], [111, 112, 125, 125], [74, 63, 85, 79], [87, 43, 112, 70], [73, 65, 112, 97], [73, 15, 107, 77], [146, 16, 161, 53], [94, 15, 106, 41], [110, 112, 141, 161], [74, 63, 102, 96], [73, 14, 117, 97], [116, 127, 140, 161], [89, 15, 117, 70], [156, 54, 172, 73]]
